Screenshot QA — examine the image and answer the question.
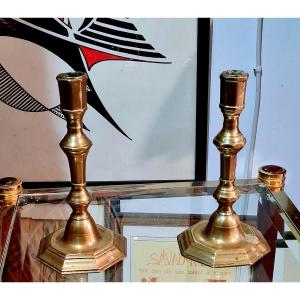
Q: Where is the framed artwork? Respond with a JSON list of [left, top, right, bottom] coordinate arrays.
[[0, 18, 210, 184]]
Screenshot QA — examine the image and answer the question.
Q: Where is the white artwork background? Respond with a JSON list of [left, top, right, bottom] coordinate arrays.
[[0, 18, 197, 181]]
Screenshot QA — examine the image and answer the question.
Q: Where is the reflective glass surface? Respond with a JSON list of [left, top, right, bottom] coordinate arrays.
[[0, 180, 300, 282]]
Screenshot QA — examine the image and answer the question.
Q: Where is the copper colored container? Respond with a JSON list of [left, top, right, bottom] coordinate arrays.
[[258, 165, 286, 192], [0, 177, 22, 206]]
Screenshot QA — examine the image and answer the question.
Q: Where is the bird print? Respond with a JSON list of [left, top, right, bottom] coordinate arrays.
[[0, 18, 170, 139]]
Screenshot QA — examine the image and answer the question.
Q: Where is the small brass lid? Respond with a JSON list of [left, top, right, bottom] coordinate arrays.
[[0, 177, 23, 206], [258, 165, 286, 192]]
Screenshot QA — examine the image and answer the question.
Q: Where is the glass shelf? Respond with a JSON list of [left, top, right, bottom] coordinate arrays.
[[0, 179, 299, 282]]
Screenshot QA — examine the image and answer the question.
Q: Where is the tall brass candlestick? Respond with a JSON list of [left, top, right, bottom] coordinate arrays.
[[38, 72, 126, 274], [178, 70, 270, 267]]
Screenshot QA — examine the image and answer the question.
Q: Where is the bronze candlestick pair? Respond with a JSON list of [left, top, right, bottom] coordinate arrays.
[[38, 69, 271, 274]]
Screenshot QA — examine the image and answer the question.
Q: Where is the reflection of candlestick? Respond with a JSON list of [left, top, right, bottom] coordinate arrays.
[[178, 70, 270, 267], [38, 72, 126, 274]]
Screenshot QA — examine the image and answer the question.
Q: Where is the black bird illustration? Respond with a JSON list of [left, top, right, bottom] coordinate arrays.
[[0, 18, 170, 139]]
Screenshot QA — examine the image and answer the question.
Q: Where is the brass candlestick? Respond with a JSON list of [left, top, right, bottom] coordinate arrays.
[[38, 72, 126, 274], [178, 70, 270, 267]]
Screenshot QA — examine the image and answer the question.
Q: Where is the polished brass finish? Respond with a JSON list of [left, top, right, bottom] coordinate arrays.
[[0, 177, 23, 206], [258, 165, 286, 192], [178, 70, 270, 267], [38, 72, 126, 274]]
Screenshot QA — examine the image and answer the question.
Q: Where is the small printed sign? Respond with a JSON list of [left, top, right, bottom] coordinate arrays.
[[132, 240, 237, 282]]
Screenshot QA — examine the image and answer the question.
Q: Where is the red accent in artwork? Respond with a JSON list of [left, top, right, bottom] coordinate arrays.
[[79, 46, 128, 70]]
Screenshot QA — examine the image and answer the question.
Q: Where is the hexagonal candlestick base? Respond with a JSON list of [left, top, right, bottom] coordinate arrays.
[[177, 221, 270, 268], [38, 225, 126, 274]]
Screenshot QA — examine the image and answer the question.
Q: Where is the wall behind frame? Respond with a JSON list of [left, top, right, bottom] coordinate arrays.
[[207, 19, 257, 180], [206, 18, 257, 214], [253, 19, 300, 210], [208, 18, 300, 210]]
